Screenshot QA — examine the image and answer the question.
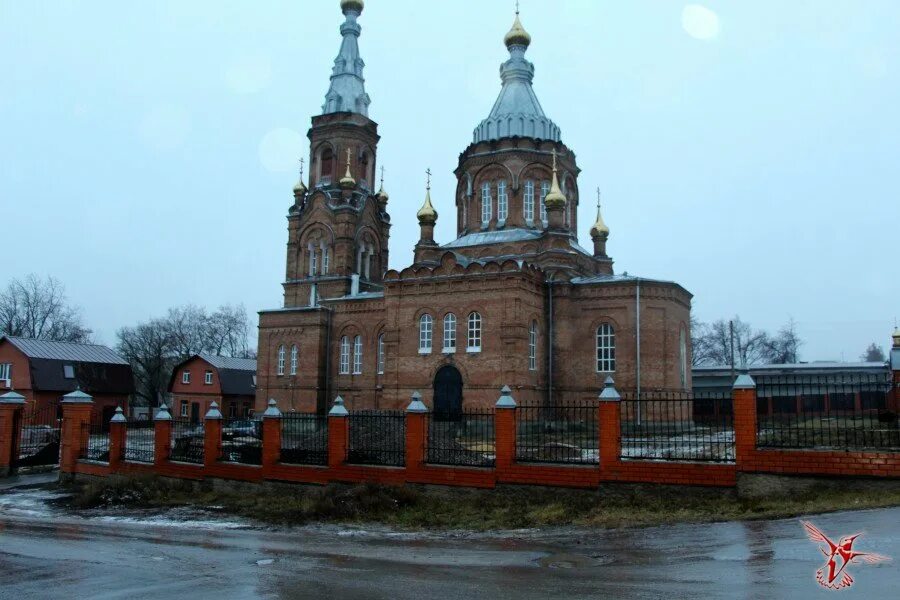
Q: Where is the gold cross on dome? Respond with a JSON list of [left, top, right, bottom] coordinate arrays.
[[298, 157, 304, 179], [380, 165, 385, 187], [515, 0, 520, 16], [426, 168, 432, 190], [596, 187, 602, 209], [345, 147, 352, 165]]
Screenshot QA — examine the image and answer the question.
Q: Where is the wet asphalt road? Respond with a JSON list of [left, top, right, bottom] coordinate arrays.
[[0, 484, 898, 599]]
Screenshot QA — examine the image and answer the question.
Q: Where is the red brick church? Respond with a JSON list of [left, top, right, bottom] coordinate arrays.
[[255, 1, 692, 413]]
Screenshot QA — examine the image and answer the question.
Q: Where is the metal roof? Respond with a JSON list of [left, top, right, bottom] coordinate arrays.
[[2, 336, 128, 365], [694, 362, 888, 374], [570, 274, 678, 286], [442, 228, 543, 249], [197, 354, 257, 372]]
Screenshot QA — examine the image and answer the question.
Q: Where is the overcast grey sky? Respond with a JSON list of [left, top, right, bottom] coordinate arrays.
[[2, 1, 897, 360]]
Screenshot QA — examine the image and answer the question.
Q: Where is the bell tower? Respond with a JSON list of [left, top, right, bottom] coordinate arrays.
[[283, 0, 390, 307]]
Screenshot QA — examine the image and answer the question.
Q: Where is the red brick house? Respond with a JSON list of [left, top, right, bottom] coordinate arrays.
[[0, 335, 133, 423], [168, 354, 257, 423]]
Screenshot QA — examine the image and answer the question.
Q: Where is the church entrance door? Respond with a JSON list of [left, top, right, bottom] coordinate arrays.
[[433, 365, 463, 420]]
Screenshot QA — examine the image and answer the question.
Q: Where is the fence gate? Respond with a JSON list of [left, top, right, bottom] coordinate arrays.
[[14, 401, 61, 470]]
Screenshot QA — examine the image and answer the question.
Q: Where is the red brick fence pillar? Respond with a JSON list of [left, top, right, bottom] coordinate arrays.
[[60, 389, 93, 473], [732, 370, 757, 470], [108, 406, 126, 471], [204, 401, 223, 468], [261, 399, 282, 472], [494, 385, 516, 474], [0, 391, 26, 477], [598, 376, 622, 474], [406, 391, 428, 472], [327, 396, 349, 469], [154, 403, 173, 466]]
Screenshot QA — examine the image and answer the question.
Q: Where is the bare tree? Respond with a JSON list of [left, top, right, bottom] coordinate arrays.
[[116, 318, 176, 409], [691, 316, 802, 367], [0, 274, 91, 342], [204, 304, 251, 357], [766, 317, 803, 364], [860, 343, 886, 362], [690, 315, 715, 366]]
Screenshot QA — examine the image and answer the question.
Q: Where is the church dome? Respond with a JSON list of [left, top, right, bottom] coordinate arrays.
[[590, 207, 609, 237], [376, 184, 389, 204], [417, 187, 438, 224], [293, 179, 308, 196], [504, 13, 531, 49], [340, 0, 364, 14]]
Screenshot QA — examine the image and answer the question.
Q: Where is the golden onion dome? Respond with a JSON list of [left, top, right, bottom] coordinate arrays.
[[416, 186, 438, 223], [504, 12, 531, 49], [339, 148, 356, 189], [340, 0, 364, 14], [544, 150, 567, 208], [590, 205, 609, 238], [293, 179, 308, 196], [376, 184, 389, 203]]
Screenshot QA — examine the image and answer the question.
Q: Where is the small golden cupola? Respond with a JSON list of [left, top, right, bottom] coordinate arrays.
[[544, 150, 567, 208], [293, 158, 308, 197], [376, 166, 389, 205], [339, 147, 356, 190], [590, 189, 609, 238], [504, 8, 531, 49], [416, 169, 438, 224]]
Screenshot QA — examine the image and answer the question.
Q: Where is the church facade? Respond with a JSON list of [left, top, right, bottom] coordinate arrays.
[[255, 1, 693, 414]]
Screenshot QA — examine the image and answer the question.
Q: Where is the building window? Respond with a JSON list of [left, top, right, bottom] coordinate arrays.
[[310, 248, 318, 276], [679, 326, 688, 389], [290, 345, 298, 375], [229, 404, 236, 418], [419, 314, 433, 353], [540, 180, 549, 223], [481, 182, 492, 223], [524, 180, 535, 222], [497, 180, 508, 222], [322, 248, 329, 274], [277, 345, 285, 376], [204, 370, 213, 385], [529, 321, 537, 371], [377, 334, 385, 374], [63, 364, 75, 379], [251, 374, 257, 387], [467, 312, 482, 352], [352, 335, 363, 374], [596, 323, 616, 372], [0, 363, 11, 386], [181, 401, 189, 417], [443, 313, 457, 353], [339, 336, 350, 374], [182, 370, 191, 384]]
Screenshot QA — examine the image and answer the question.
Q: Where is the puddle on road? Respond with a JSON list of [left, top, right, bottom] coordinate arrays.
[[538, 553, 615, 569]]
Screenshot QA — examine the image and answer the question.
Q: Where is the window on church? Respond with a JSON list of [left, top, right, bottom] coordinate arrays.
[[596, 324, 616, 373], [309, 248, 318, 276], [377, 334, 385, 374], [467, 312, 482, 352], [443, 313, 456, 353], [540, 181, 549, 224], [481, 182, 492, 224], [497, 180, 508, 222], [419, 314, 433, 354], [529, 321, 537, 370], [290, 344, 298, 376], [320, 147, 334, 181], [322, 247, 329, 274], [339, 337, 350, 374], [524, 180, 535, 222], [353, 335, 362, 374], [277, 345, 285, 376]]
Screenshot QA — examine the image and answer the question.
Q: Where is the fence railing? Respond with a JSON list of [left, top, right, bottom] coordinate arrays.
[[169, 419, 204, 464], [515, 400, 599, 464], [123, 419, 155, 463], [348, 410, 405, 467], [281, 413, 328, 466], [756, 375, 898, 450], [80, 419, 109, 462], [221, 417, 263, 465], [426, 410, 496, 467], [620, 391, 735, 463]]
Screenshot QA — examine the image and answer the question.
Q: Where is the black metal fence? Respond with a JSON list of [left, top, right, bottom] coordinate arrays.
[[756, 375, 898, 450], [620, 391, 734, 463], [16, 402, 61, 468], [281, 413, 328, 466], [348, 410, 405, 467], [516, 400, 599, 464], [80, 419, 109, 462], [427, 410, 495, 467], [123, 419, 155, 463], [221, 417, 262, 465], [169, 418, 204, 464]]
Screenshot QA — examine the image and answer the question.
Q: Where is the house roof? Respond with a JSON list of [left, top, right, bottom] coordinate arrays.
[[171, 354, 257, 397], [3, 336, 128, 364], [197, 354, 257, 372]]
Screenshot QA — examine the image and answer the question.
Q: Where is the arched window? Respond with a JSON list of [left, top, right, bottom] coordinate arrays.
[[467, 312, 482, 352], [497, 180, 508, 222], [419, 314, 433, 353], [377, 334, 385, 374], [320, 147, 334, 180], [308, 246, 317, 276], [443, 313, 457, 353], [352, 335, 363, 374], [539, 180, 550, 224], [290, 344, 298, 375], [529, 321, 537, 371], [277, 345, 285, 376], [339, 336, 350, 374], [322, 247, 330, 274], [524, 180, 535, 222], [679, 326, 688, 389], [481, 182, 492, 224], [596, 324, 616, 372]]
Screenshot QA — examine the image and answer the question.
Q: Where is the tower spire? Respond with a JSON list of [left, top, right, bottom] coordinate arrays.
[[322, 1, 371, 116]]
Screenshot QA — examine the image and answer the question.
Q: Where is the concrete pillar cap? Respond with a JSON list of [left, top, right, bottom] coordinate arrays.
[[495, 384, 516, 408], [732, 369, 757, 390], [0, 391, 26, 405], [263, 398, 282, 418], [406, 390, 428, 413], [598, 376, 621, 402], [329, 395, 349, 416], [110, 406, 126, 423], [205, 401, 223, 420], [62, 388, 93, 404], [155, 403, 172, 421]]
